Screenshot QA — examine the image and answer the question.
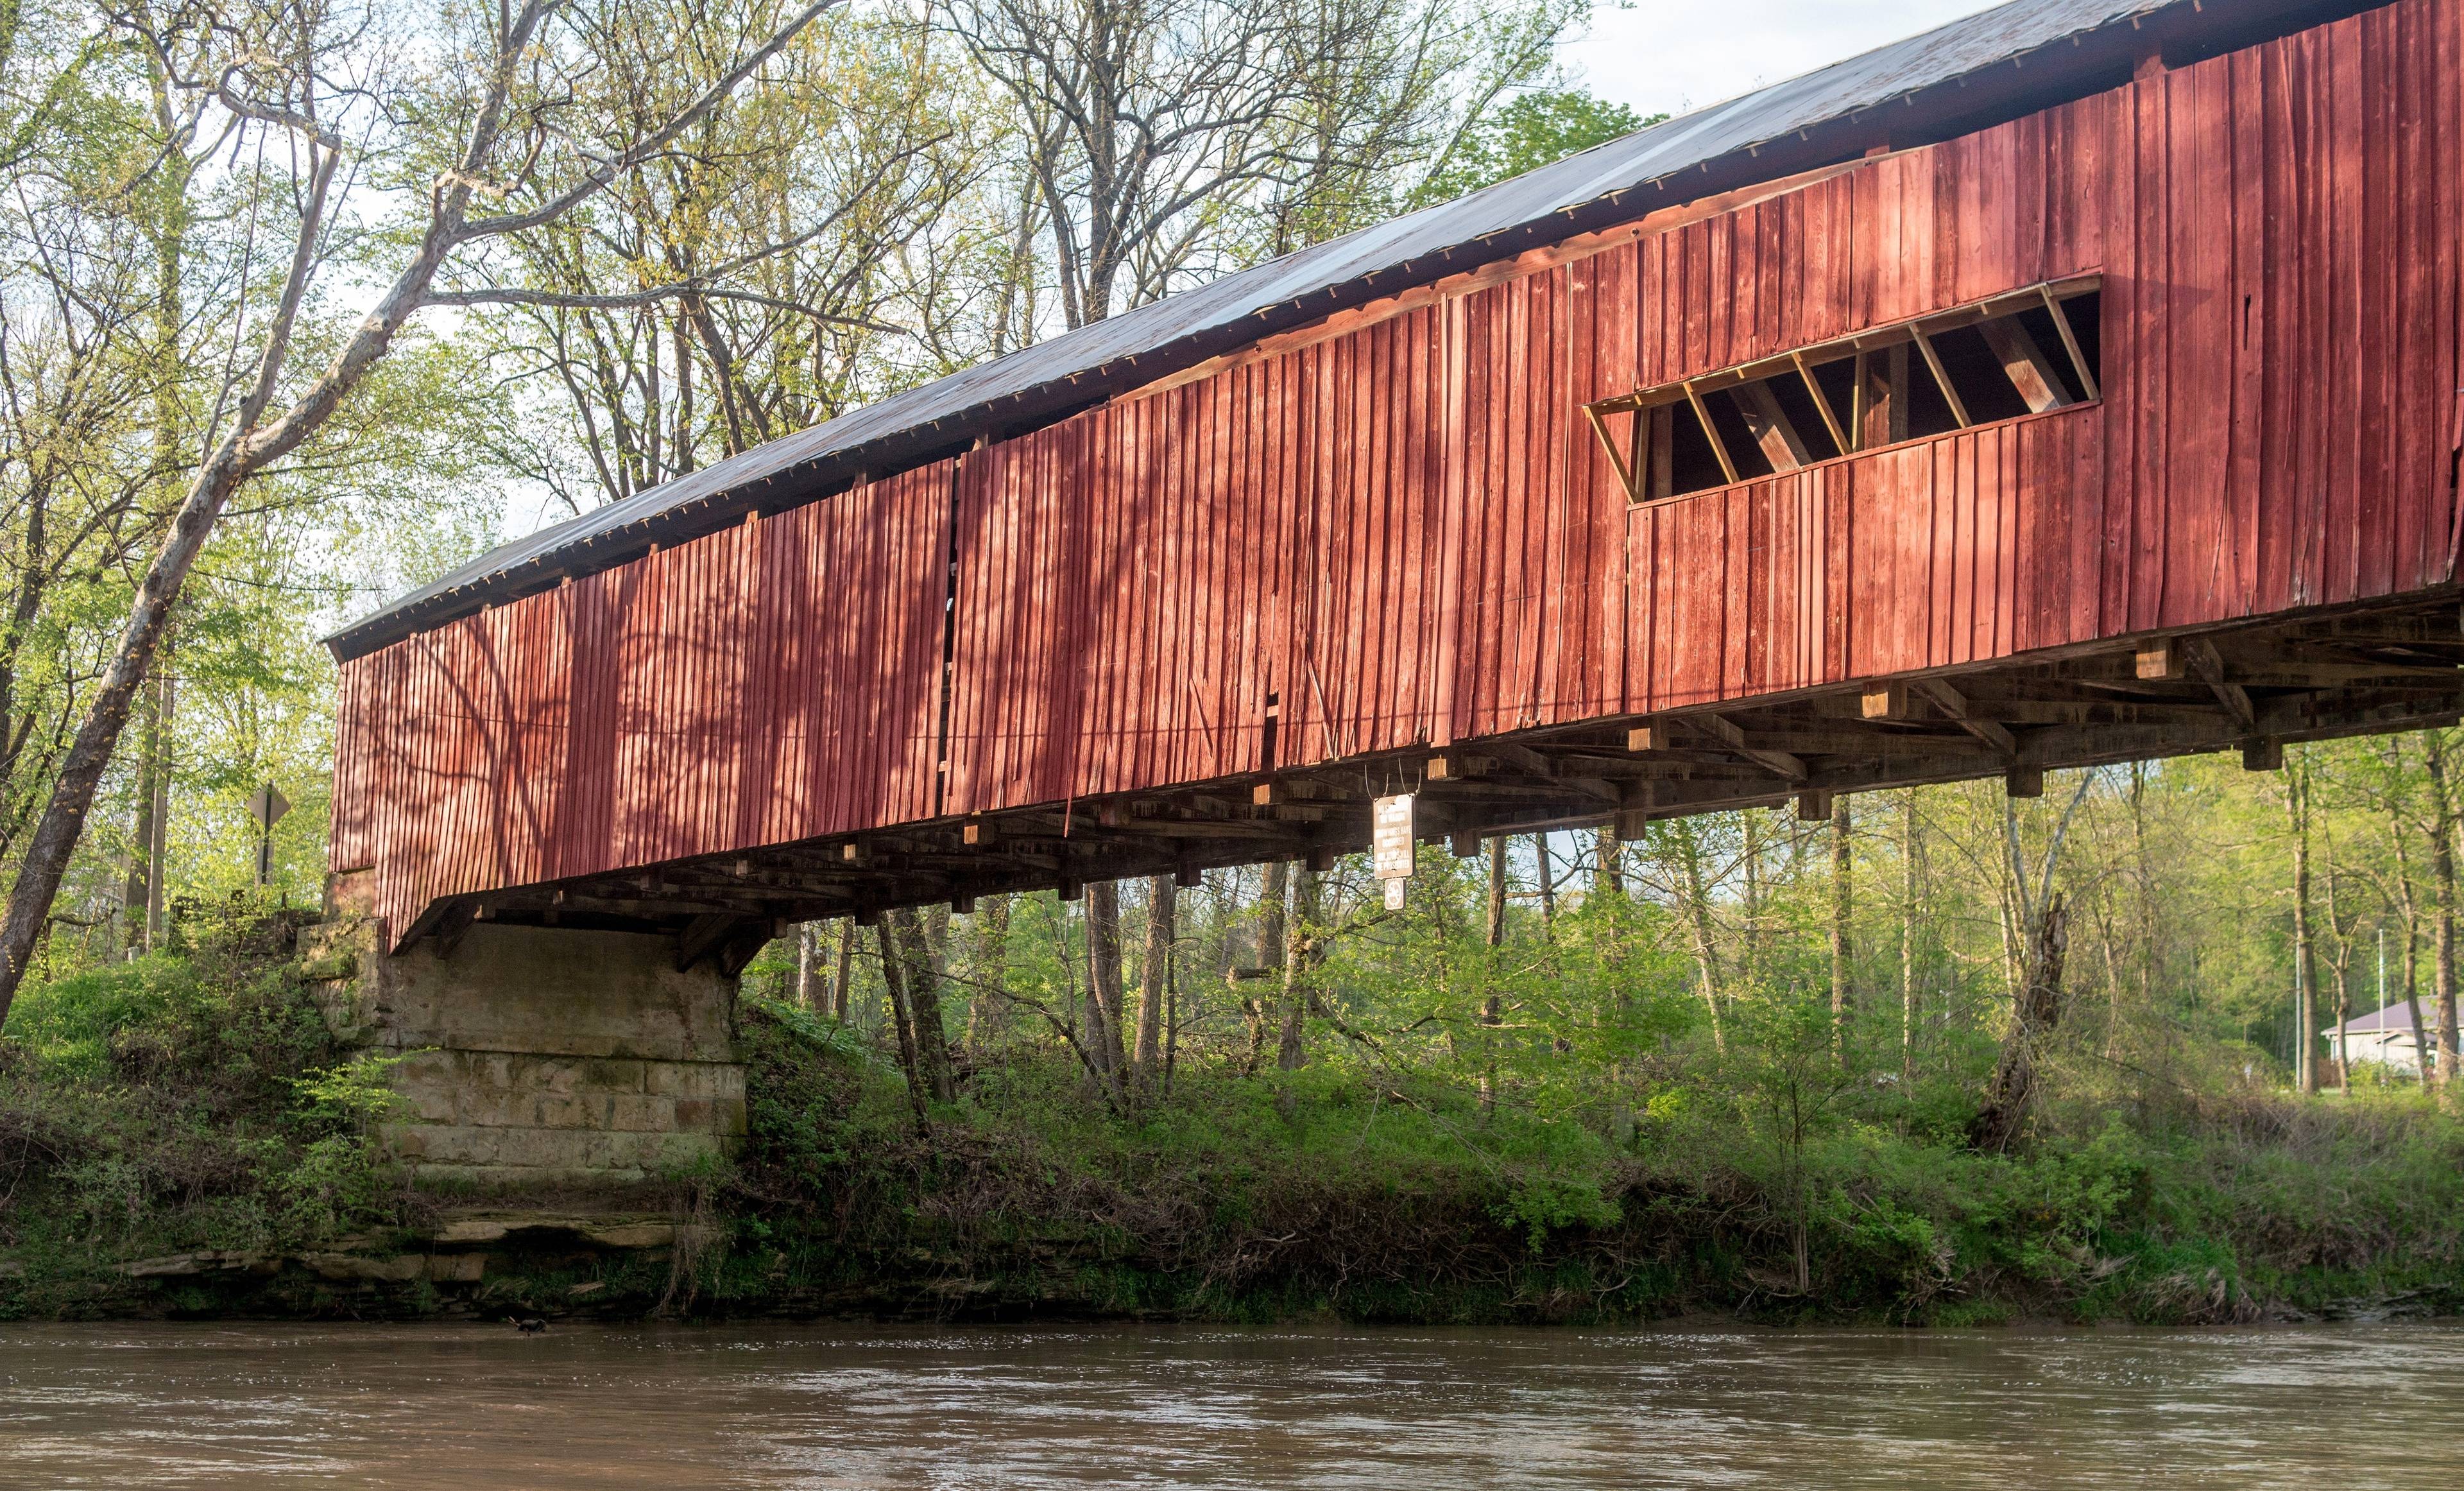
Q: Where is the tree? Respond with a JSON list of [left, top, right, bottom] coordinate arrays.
[[939, 0, 1573, 330], [0, 0, 841, 1014], [1413, 87, 1657, 204], [1132, 873, 1173, 1090], [1971, 775, 2094, 1151], [461, 3, 994, 512], [1830, 797, 1852, 1054]]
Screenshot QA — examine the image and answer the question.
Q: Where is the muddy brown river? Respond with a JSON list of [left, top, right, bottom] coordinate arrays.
[[0, 1322, 2458, 1487]]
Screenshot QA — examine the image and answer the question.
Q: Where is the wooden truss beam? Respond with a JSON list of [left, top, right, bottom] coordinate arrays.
[[425, 594, 2463, 947]]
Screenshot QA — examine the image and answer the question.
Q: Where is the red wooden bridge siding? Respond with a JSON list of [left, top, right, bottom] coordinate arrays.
[[334, 0, 2464, 944], [332, 464, 952, 937], [946, 0, 2461, 811]]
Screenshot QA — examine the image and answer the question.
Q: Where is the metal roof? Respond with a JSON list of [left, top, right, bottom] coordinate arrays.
[[328, 0, 2358, 660]]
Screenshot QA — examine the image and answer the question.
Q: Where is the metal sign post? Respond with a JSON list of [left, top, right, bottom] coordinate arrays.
[[1372, 793, 1415, 911], [244, 782, 291, 886]]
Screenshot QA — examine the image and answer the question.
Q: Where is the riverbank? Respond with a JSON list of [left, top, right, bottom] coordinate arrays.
[[3, 927, 2459, 1325]]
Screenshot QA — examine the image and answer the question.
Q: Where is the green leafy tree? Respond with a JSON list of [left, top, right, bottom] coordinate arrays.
[[1415, 87, 1660, 204]]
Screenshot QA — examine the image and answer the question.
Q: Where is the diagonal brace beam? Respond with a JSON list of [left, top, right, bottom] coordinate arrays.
[[1913, 678, 2020, 758]]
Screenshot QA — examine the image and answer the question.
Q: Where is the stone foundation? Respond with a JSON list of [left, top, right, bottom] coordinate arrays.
[[305, 919, 747, 1189]]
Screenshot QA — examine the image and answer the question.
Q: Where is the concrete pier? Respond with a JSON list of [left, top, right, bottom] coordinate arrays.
[[305, 918, 748, 1189]]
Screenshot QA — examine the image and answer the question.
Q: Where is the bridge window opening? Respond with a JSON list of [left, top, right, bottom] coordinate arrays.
[[1586, 276, 2101, 504]]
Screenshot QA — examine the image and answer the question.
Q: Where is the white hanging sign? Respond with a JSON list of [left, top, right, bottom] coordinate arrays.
[[1372, 793, 1416, 881]]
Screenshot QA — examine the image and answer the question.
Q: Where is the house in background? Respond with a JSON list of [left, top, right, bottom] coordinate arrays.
[[2325, 1003, 2451, 1078]]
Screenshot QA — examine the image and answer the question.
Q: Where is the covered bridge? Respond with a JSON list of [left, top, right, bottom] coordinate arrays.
[[327, 0, 2464, 970]]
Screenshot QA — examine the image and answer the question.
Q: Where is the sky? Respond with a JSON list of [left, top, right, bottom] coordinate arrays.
[[1562, 0, 2006, 121]]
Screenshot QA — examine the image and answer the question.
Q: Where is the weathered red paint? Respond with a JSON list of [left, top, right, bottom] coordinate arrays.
[[334, 0, 2464, 944], [333, 464, 952, 939]]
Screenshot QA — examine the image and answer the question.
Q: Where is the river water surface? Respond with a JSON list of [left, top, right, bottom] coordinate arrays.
[[1, 1322, 2458, 1488]]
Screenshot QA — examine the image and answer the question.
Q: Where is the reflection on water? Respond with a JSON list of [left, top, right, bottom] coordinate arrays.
[[1, 1322, 2459, 1488]]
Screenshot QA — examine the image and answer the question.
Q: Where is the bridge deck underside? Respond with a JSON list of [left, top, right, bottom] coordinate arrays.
[[417, 593, 2463, 972]]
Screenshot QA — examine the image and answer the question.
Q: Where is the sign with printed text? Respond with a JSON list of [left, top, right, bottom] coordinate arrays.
[[1372, 793, 1416, 881]]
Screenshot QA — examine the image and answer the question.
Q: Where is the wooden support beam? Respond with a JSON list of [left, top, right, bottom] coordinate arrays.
[[429, 900, 478, 958], [1912, 678, 2019, 757], [1978, 315, 2076, 413], [1174, 862, 1202, 889], [962, 819, 995, 847], [839, 841, 869, 866], [2005, 766, 2046, 798], [1450, 832, 1482, 858], [1627, 721, 1668, 752], [2185, 637, 2258, 730], [1795, 789, 1835, 822], [1306, 844, 1339, 873], [1792, 350, 1847, 454], [1691, 712, 1807, 781], [1735, 381, 1813, 471], [1861, 682, 1906, 720], [1647, 405, 1674, 501], [717, 923, 776, 979], [1583, 402, 1642, 503], [1251, 781, 1278, 806], [951, 893, 977, 914], [1853, 343, 1912, 451], [1908, 323, 1970, 428], [2038, 284, 2100, 402], [1485, 741, 1554, 778], [676, 912, 743, 972], [1682, 380, 1740, 485], [2243, 740, 2284, 771]]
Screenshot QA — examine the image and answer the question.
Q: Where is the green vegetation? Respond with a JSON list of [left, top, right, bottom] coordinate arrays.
[[1417, 89, 1664, 205], [6, 746, 2463, 1326], [0, 904, 424, 1314]]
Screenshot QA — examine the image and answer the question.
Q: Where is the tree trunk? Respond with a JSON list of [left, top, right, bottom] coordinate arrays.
[[2128, 761, 2157, 1069], [1276, 865, 1319, 1071], [123, 667, 172, 954], [1900, 793, 1919, 1083], [832, 918, 855, 1021], [874, 921, 931, 1134], [1971, 893, 2067, 1151], [2429, 737, 2463, 1096], [1672, 821, 1725, 1051], [1534, 834, 1556, 929], [1485, 837, 1507, 946], [2290, 764, 2320, 1094], [1482, 836, 1507, 1116], [793, 922, 822, 1009], [1831, 795, 1852, 1055], [968, 893, 1011, 1047], [889, 907, 954, 1103], [1085, 880, 1129, 1082], [2391, 796, 2432, 1085], [1245, 861, 1289, 1073], [1594, 824, 1622, 897], [1742, 809, 1765, 979], [1133, 874, 1174, 1090]]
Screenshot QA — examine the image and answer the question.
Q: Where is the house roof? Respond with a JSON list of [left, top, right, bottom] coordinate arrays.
[[2326, 1000, 2445, 1036], [324, 0, 2368, 662]]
